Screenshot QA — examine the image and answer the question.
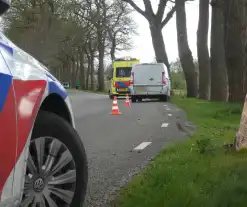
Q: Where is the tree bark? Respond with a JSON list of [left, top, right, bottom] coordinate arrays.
[[90, 54, 95, 91], [149, 22, 170, 76], [176, 0, 198, 97], [71, 57, 76, 88], [224, 0, 247, 102], [235, 94, 247, 150], [85, 52, 90, 89], [210, 0, 228, 101], [71, 47, 78, 88], [197, 0, 211, 100], [86, 65, 90, 89], [79, 47, 85, 89], [96, 0, 106, 91], [98, 37, 105, 91], [110, 33, 116, 61]]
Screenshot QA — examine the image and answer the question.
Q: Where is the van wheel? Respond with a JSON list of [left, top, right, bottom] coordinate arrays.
[[131, 96, 137, 103], [109, 91, 113, 99], [22, 111, 88, 207], [160, 95, 168, 102]]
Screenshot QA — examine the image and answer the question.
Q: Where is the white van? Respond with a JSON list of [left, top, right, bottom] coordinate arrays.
[[130, 63, 171, 102]]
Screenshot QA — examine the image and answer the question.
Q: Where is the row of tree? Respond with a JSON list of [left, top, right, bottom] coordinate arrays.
[[4, 0, 246, 102], [124, 0, 247, 102], [198, 0, 247, 102], [3, 0, 137, 91]]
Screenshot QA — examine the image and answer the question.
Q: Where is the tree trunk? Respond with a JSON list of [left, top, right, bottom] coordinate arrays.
[[149, 22, 170, 76], [90, 55, 94, 91], [224, 0, 247, 102], [210, 0, 228, 101], [124, 0, 174, 78], [235, 94, 247, 150], [110, 35, 116, 61], [98, 41, 105, 91], [176, 0, 198, 97], [71, 58, 76, 88], [85, 52, 90, 89], [86, 65, 90, 89], [79, 48, 85, 89], [197, 0, 211, 100]]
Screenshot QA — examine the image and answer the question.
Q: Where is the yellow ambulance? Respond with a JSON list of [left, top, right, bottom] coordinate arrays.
[[108, 57, 140, 99]]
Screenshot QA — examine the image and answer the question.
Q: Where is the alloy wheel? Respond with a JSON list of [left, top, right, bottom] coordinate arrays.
[[21, 137, 76, 207]]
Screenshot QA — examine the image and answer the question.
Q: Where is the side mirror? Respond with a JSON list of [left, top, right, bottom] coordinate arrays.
[[0, 0, 11, 15]]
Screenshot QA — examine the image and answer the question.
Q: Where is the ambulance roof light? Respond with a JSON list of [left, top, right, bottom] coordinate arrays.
[[115, 57, 139, 61]]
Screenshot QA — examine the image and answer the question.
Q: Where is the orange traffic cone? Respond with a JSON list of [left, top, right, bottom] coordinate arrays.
[[124, 94, 131, 107], [111, 96, 122, 115]]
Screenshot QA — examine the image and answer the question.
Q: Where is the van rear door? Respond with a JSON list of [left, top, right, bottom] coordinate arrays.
[[132, 64, 165, 94]]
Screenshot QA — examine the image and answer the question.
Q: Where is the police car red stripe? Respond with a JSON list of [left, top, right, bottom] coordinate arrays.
[[13, 79, 47, 158]]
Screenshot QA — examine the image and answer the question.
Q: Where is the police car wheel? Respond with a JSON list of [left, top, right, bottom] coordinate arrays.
[[22, 111, 88, 207]]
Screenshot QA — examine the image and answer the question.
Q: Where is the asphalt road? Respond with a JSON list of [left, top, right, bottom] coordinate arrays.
[[68, 90, 189, 207]]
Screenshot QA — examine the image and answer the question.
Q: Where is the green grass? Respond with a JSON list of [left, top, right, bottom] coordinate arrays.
[[114, 96, 247, 207], [172, 89, 187, 97]]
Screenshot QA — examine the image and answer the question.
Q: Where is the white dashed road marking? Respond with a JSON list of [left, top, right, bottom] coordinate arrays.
[[134, 142, 152, 151], [161, 123, 169, 128], [168, 113, 172, 116], [166, 108, 170, 111]]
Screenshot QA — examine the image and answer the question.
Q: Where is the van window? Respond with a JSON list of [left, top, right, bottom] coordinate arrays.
[[116, 67, 132, 77]]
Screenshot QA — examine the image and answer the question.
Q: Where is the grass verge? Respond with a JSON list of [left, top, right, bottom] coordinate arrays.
[[113, 96, 247, 207]]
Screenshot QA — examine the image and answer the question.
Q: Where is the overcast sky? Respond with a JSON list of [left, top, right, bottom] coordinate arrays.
[[1, 1, 211, 65], [118, 0, 211, 63]]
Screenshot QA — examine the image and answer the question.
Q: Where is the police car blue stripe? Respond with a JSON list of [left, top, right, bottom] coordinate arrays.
[[0, 73, 12, 112], [48, 81, 68, 99], [46, 73, 56, 82], [0, 42, 13, 56]]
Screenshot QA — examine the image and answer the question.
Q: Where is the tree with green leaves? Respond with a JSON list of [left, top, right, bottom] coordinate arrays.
[[3, 0, 137, 91]]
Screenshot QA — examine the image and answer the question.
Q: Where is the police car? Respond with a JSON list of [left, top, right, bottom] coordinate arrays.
[[0, 1, 88, 206]]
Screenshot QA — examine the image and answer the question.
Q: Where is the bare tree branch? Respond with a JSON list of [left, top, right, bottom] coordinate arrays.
[[161, 6, 176, 28], [143, 0, 154, 17], [122, 0, 148, 18]]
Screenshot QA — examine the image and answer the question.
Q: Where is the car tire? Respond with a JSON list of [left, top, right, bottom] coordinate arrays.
[[24, 111, 88, 207], [138, 98, 142, 102], [160, 95, 168, 102], [109, 91, 113, 99], [131, 96, 137, 103]]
